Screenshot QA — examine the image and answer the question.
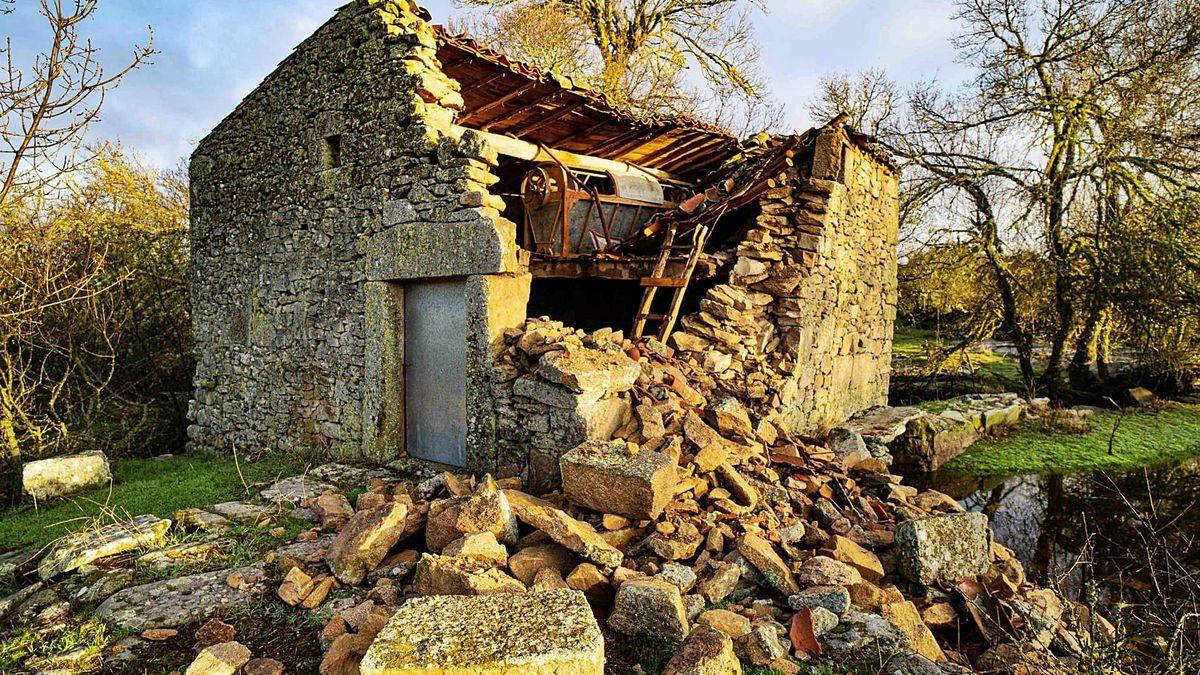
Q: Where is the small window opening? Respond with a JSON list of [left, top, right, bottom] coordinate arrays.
[[321, 134, 343, 170]]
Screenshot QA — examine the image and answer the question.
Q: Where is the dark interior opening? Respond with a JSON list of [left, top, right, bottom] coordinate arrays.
[[528, 277, 645, 333], [321, 134, 342, 170]]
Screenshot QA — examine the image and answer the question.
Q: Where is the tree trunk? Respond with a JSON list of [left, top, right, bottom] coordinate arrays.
[[1069, 303, 1103, 392]]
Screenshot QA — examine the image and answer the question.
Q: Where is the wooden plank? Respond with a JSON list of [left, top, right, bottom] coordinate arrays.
[[512, 100, 588, 136], [640, 277, 688, 288], [460, 81, 542, 125]]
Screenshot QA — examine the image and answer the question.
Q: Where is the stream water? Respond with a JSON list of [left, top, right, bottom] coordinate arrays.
[[922, 458, 1200, 606]]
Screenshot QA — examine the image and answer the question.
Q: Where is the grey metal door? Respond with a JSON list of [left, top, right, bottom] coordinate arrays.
[[404, 279, 468, 466]]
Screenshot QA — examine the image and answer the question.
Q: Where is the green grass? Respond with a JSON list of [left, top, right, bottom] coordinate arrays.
[[0, 452, 307, 552], [943, 403, 1200, 475], [892, 326, 1022, 383]]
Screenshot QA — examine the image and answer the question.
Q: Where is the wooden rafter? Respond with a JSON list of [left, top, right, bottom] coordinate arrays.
[[551, 119, 613, 146], [581, 127, 645, 155], [637, 131, 708, 165], [513, 99, 589, 137], [458, 71, 507, 96], [662, 140, 732, 173], [460, 81, 541, 125], [483, 89, 560, 132]]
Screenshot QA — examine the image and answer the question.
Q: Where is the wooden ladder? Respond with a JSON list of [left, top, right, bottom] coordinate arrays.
[[631, 223, 710, 342]]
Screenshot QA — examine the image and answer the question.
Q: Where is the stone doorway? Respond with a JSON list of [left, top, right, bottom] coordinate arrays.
[[402, 278, 468, 466]]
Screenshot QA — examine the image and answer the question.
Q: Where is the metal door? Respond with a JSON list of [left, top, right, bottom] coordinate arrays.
[[403, 279, 468, 466]]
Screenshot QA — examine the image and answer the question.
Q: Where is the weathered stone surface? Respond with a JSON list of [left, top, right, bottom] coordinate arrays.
[[538, 348, 640, 394], [425, 489, 518, 553], [508, 543, 577, 586], [260, 475, 336, 504], [22, 452, 111, 502], [795, 556, 862, 587], [560, 440, 676, 520], [360, 590, 604, 674], [326, 502, 409, 585], [696, 562, 741, 604], [95, 565, 266, 630], [789, 585, 851, 615], [734, 622, 787, 666], [891, 414, 980, 473], [173, 507, 232, 533], [895, 512, 990, 585], [186, 640, 252, 675], [697, 609, 751, 638], [608, 578, 689, 641], [737, 534, 799, 594], [39, 515, 170, 579], [442, 532, 507, 566], [823, 535, 884, 582], [208, 501, 272, 524], [662, 625, 740, 675], [413, 553, 525, 596], [880, 601, 946, 662], [244, 657, 286, 675], [504, 490, 622, 568], [709, 398, 753, 439]]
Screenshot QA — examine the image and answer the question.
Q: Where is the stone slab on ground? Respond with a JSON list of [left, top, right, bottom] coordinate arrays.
[[38, 515, 170, 580], [503, 490, 622, 568], [538, 348, 640, 394], [560, 440, 676, 520], [359, 589, 604, 674], [22, 452, 111, 502], [95, 564, 266, 630], [895, 512, 990, 585], [260, 475, 336, 504]]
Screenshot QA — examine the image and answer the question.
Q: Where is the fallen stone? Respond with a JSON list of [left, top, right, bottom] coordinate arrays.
[[788, 585, 851, 615], [656, 562, 697, 593], [734, 622, 787, 666], [140, 628, 177, 641], [185, 640, 251, 675], [136, 539, 229, 571], [504, 490, 622, 568], [880, 601, 946, 662], [608, 578, 689, 641], [39, 515, 171, 579], [413, 553, 525, 596], [895, 512, 990, 585], [795, 556, 862, 587], [697, 609, 751, 638], [737, 534, 799, 594], [425, 488, 518, 552], [244, 657, 286, 675], [172, 508, 232, 533], [359, 589, 604, 674], [314, 492, 355, 530], [507, 543, 576, 586], [208, 501, 273, 524], [1127, 387, 1156, 406], [95, 565, 265, 630], [662, 624, 740, 675], [565, 562, 611, 604], [710, 397, 753, 439], [22, 452, 111, 502], [277, 566, 315, 606], [827, 428, 868, 460], [560, 440, 676, 520], [195, 618, 237, 649], [696, 562, 741, 604], [823, 535, 885, 582], [442, 531, 507, 566], [326, 502, 409, 585], [538, 347, 640, 394], [260, 475, 336, 504]]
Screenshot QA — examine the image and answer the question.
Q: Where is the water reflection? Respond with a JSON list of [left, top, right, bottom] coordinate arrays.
[[924, 459, 1200, 606]]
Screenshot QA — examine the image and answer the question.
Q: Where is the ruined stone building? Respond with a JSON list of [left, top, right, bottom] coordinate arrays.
[[188, 0, 899, 483]]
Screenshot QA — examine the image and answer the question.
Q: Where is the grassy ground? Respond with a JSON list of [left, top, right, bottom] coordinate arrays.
[[0, 451, 307, 552], [892, 326, 1022, 382], [942, 403, 1200, 475]]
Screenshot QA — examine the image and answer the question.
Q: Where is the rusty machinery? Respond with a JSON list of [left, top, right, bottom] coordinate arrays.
[[520, 161, 685, 257]]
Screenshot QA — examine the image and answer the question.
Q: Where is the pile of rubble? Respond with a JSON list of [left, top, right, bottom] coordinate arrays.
[[0, 320, 1111, 674]]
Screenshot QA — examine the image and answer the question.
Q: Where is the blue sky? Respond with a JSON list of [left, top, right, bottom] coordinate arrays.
[[3, 0, 972, 169]]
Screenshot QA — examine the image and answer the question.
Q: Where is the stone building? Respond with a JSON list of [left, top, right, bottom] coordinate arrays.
[[187, 0, 899, 479]]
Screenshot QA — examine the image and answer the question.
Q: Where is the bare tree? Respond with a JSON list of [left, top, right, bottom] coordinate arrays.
[[456, 0, 769, 123], [0, 0, 153, 208], [808, 68, 897, 135]]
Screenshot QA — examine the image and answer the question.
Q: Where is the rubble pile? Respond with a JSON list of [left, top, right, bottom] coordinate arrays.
[[0, 319, 1110, 674]]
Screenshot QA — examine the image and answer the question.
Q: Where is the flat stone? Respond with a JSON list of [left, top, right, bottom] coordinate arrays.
[[136, 539, 230, 571], [507, 543, 577, 586], [709, 397, 753, 439], [359, 589, 604, 674], [260, 475, 336, 504], [795, 556, 862, 587], [608, 578, 689, 642], [186, 640, 251, 675], [895, 512, 990, 585], [823, 535, 885, 582], [22, 452, 111, 502], [697, 609, 751, 638], [95, 565, 266, 630], [560, 440, 676, 520], [880, 601, 946, 662], [504, 490, 622, 568], [413, 553, 525, 595], [310, 462, 399, 488], [208, 501, 273, 524], [327, 502, 410, 585], [39, 515, 171, 579], [538, 348, 640, 394], [736, 534, 799, 594], [734, 622, 787, 666], [172, 508, 232, 533], [442, 531, 507, 566], [662, 625, 740, 675], [788, 585, 851, 615], [513, 375, 603, 409], [244, 657, 286, 675], [695, 562, 741, 604]]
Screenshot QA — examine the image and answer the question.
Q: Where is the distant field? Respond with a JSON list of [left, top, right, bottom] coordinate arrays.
[[0, 452, 305, 552], [943, 403, 1200, 475]]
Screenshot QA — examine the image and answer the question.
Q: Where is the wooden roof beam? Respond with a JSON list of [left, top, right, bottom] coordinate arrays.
[[637, 132, 710, 165], [458, 71, 508, 96], [662, 139, 735, 173], [459, 81, 542, 125], [511, 99, 589, 137], [482, 89, 561, 132], [581, 127, 646, 155]]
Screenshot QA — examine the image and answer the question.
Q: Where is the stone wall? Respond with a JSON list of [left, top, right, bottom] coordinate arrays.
[[671, 130, 899, 434], [189, 0, 527, 466]]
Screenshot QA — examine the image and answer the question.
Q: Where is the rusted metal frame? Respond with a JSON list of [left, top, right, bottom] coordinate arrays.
[[460, 81, 542, 126], [483, 89, 561, 132], [510, 99, 589, 137]]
